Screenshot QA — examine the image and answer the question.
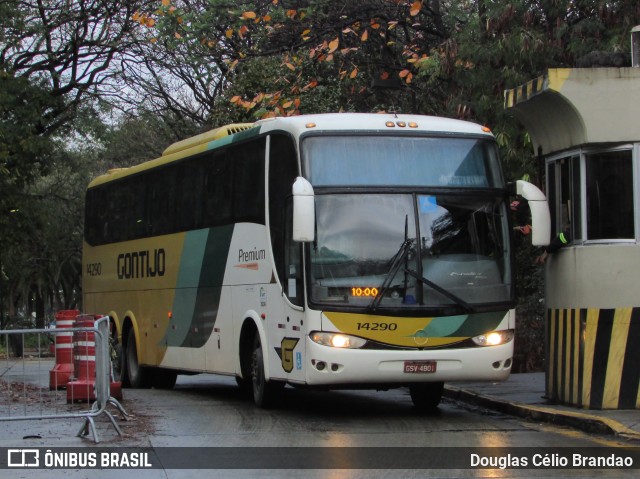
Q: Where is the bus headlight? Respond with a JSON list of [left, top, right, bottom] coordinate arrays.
[[310, 331, 367, 349], [472, 330, 514, 347]]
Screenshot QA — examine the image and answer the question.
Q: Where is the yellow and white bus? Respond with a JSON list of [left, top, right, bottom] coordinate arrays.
[[83, 113, 550, 409]]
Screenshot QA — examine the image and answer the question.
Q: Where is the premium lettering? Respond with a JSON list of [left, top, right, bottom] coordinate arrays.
[[238, 247, 266, 263], [117, 249, 166, 279]]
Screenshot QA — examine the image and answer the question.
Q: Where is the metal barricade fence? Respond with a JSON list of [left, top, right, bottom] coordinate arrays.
[[0, 316, 127, 443]]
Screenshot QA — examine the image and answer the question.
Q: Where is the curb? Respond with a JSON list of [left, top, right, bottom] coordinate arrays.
[[443, 385, 640, 441]]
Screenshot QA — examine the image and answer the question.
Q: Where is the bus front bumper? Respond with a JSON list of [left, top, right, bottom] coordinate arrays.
[[303, 337, 513, 387]]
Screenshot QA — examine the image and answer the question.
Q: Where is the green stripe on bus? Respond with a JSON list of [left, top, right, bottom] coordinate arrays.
[[205, 126, 260, 151], [183, 224, 234, 348], [409, 311, 507, 339], [162, 229, 209, 347], [163, 225, 234, 348]]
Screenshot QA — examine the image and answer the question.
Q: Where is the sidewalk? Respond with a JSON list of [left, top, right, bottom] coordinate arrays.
[[444, 372, 640, 441]]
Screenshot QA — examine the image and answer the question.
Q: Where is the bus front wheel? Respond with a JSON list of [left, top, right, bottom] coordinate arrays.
[[251, 334, 283, 408], [409, 382, 444, 412]]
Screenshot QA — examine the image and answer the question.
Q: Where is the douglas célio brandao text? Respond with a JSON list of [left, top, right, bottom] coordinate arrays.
[[470, 452, 634, 469]]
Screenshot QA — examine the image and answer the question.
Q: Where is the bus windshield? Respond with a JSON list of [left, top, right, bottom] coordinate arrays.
[[309, 193, 512, 312], [302, 135, 504, 188]]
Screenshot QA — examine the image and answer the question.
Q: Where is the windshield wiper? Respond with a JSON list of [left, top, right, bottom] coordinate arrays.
[[404, 268, 474, 313], [368, 238, 414, 311], [368, 238, 474, 313]]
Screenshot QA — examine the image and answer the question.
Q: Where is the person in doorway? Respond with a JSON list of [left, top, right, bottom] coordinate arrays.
[[535, 230, 570, 264], [510, 197, 532, 241]]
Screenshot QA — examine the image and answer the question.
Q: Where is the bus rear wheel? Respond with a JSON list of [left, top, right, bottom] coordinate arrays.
[[111, 341, 124, 383], [409, 382, 444, 412], [251, 334, 283, 408], [125, 332, 152, 388], [152, 368, 178, 389]]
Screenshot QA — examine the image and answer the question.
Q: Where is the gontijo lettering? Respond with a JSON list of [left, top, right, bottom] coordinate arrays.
[[117, 249, 165, 279]]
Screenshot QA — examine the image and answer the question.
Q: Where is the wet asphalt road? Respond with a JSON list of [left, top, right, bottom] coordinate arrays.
[[2, 368, 639, 478]]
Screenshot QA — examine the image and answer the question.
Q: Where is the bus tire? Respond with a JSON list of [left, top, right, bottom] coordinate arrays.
[[409, 382, 444, 412], [152, 368, 178, 389], [235, 376, 251, 395], [111, 342, 124, 383], [108, 320, 124, 383], [251, 334, 283, 408], [125, 331, 152, 389]]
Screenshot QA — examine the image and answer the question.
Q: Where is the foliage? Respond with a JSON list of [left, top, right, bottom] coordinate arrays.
[[129, 0, 457, 120], [0, 146, 90, 329], [0, 1, 150, 325], [1, 0, 149, 132], [132, 1, 640, 135], [434, 1, 640, 174], [95, 112, 200, 169], [0, 73, 59, 197], [0, 0, 155, 223]]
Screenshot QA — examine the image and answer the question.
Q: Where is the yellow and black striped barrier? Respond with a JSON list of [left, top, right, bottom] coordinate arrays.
[[547, 308, 640, 409]]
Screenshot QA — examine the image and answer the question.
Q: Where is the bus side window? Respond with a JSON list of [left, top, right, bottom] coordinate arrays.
[[85, 188, 105, 245], [232, 141, 266, 225], [147, 169, 176, 236], [202, 152, 232, 227], [268, 133, 302, 305], [111, 180, 142, 242], [176, 161, 202, 231]]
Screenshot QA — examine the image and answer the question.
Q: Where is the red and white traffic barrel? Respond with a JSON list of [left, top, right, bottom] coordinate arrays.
[[66, 314, 123, 402], [67, 315, 98, 402], [49, 309, 79, 390]]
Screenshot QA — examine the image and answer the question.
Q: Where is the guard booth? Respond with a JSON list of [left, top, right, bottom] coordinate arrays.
[[504, 62, 640, 409]]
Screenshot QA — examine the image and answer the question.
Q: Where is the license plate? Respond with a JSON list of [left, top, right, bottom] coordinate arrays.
[[404, 361, 437, 373]]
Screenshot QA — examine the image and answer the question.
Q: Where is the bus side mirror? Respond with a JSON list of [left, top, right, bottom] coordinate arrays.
[[516, 180, 551, 246], [292, 177, 315, 242]]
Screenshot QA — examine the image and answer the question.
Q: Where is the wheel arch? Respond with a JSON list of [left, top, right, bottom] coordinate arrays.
[[106, 311, 120, 341], [238, 312, 271, 380], [120, 311, 140, 360]]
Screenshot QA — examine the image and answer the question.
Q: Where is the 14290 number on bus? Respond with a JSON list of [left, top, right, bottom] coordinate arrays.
[[356, 322, 398, 331]]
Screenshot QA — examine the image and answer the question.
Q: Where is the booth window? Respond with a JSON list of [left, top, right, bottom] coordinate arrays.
[[547, 148, 635, 243], [547, 154, 581, 241], [586, 150, 634, 240]]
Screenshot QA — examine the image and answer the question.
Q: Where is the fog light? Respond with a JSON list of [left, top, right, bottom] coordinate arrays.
[[472, 330, 514, 347]]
